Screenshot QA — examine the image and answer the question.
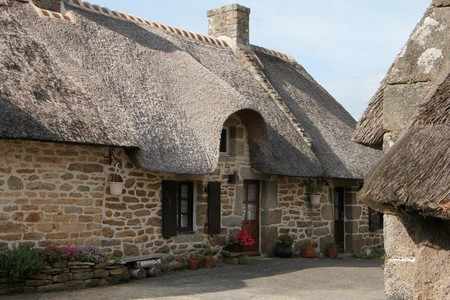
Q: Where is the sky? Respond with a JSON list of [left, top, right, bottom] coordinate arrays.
[[90, 0, 430, 120]]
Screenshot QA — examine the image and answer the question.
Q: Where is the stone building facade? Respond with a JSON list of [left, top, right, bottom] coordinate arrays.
[[1, 0, 383, 269], [353, 1, 450, 299], [0, 113, 381, 263]]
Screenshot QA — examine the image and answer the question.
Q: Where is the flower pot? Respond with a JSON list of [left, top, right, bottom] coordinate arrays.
[[109, 182, 124, 195], [204, 255, 215, 268], [188, 259, 199, 270], [326, 247, 337, 258], [273, 243, 293, 258], [300, 247, 316, 258], [310, 194, 321, 206]]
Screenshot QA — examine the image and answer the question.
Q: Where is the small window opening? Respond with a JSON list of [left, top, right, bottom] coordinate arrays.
[[219, 128, 229, 154]]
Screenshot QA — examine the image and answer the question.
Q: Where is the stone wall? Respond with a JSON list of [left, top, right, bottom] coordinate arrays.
[[0, 113, 378, 262], [379, 3, 450, 298], [383, 214, 450, 299], [344, 186, 383, 253], [0, 261, 128, 295]]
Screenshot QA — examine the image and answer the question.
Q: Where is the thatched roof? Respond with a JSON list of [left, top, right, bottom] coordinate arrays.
[[0, 0, 379, 178], [359, 73, 450, 219], [254, 52, 381, 179], [353, 2, 450, 148]]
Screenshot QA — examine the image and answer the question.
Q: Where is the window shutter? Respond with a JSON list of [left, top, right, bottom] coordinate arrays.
[[162, 180, 178, 238], [208, 181, 221, 234]]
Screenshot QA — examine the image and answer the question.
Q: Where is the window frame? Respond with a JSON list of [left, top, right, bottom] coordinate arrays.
[[177, 182, 194, 233]]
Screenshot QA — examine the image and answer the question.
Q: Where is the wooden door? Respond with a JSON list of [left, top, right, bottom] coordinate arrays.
[[334, 187, 345, 252], [242, 180, 260, 253]]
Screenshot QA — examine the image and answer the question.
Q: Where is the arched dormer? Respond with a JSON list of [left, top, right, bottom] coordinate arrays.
[[217, 109, 272, 174]]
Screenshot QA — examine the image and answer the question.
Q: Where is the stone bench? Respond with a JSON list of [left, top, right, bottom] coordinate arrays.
[[118, 254, 166, 279]]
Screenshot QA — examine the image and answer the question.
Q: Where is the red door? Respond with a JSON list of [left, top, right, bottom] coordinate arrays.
[[242, 180, 260, 254]]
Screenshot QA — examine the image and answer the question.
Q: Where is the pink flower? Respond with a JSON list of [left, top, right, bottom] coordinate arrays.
[[234, 230, 255, 246]]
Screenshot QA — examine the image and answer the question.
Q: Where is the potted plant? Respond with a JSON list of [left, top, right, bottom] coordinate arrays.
[[300, 241, 316, 258], [273, 234, 295, 258], [325, 242, 337, 258], [188, 252, 199, 270], [108, 173, 124, 195], [224, 230, 255, 252], [309, 180, 323, 206], [202, 242, 216, 268]]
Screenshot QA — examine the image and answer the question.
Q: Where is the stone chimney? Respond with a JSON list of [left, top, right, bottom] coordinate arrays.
[[207, 4, 250, 46]]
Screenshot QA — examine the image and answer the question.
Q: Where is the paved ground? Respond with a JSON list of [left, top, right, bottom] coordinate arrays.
[[3, 257, 384, 300]]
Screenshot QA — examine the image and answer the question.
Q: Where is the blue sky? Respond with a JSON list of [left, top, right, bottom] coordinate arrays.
[[90, 0, 430, 120]]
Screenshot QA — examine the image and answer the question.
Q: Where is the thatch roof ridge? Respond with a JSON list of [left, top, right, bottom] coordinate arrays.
[[65, 0, 228, 48], [251, 45, 295, 63]]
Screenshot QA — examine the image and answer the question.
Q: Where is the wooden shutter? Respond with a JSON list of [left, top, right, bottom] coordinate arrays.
[[208, 181, 221, 234], [162, 180, 177, 238]]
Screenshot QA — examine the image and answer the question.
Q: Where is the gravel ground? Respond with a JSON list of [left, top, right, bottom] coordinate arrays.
[[2, 257, 384, 300]]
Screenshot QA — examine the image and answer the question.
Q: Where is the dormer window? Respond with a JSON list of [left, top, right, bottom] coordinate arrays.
[[220, 127, 229, 155]]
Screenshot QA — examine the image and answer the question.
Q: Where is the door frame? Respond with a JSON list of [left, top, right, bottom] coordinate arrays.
[[242, 180, 260, 255]]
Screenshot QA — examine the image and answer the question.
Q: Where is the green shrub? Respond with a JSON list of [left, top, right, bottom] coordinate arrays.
[[277, 234, 295, 246], [238, 255, 252, 265], [0, 247, 45, 282]]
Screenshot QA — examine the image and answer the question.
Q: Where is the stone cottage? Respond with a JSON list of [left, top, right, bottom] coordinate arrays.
[[353, 1, 449, 299], [0, 0, 382, 263]]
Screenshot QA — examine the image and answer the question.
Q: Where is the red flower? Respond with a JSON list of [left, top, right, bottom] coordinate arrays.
[[234, 230, 255, 246]]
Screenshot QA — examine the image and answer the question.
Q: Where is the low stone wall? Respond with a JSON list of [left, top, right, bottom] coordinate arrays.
[[0, 261, 129, 295]]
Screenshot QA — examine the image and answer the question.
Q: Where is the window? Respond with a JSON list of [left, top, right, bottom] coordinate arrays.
[[219, 128, 229, 154], [162, 180, 221, 238], [177, 182, 193, 232], [369, 208, 383, 231]]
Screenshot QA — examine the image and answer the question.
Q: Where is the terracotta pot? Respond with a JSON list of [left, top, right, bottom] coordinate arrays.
[[300, 247, 316, 258], [204, 255, 215, 268], [273, 244, 293, 258], [188, 259, 199, 270], [326, 247, 337, 258]]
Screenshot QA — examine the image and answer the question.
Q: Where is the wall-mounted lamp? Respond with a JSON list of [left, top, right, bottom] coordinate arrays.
[[228, 171, 239, 184], [104, 148, 122, 167]]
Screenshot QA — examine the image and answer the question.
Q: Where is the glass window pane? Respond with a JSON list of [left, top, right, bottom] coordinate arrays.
[[180, 199, 188, 213], [180, 184, 189, 198], [180, 215, 188, 229], [248, 184, 257, 201], [247, 203, 256, 220]]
